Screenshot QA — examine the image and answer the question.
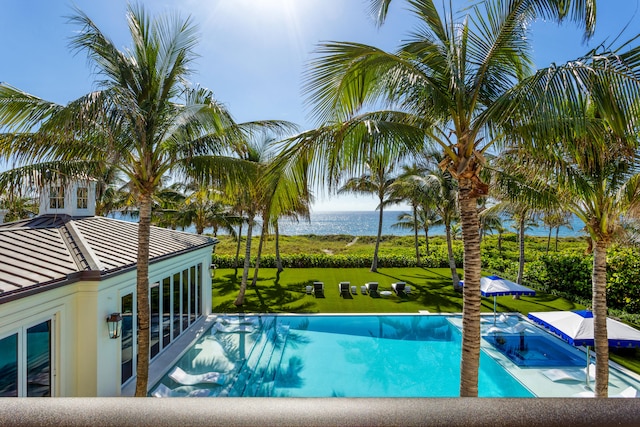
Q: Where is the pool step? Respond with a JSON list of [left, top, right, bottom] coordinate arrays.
[[245, 324, 290, 396], [223, 320, 288, 397], [217, 318, 275, 397]]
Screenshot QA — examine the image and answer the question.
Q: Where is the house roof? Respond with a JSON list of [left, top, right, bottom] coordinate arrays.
[[0, 215, 217, 301]]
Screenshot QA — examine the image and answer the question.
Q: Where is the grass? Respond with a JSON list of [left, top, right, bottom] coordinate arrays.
[[212, 266, 640, 375], [211, 267, 583, 315]]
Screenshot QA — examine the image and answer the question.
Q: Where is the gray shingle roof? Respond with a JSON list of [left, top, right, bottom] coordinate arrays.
[[0, 215, 216, 300]]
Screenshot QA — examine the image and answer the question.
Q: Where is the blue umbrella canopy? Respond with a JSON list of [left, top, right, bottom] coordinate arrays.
[[528, 310, 640, 348], [528, 310, 640, 388], [480, 275, 536, 297], [480, 276, 536, 324]]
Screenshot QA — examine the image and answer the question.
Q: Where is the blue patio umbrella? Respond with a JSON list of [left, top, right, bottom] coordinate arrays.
[[528, 310, 640, 387], [480, 275, 536, 324]]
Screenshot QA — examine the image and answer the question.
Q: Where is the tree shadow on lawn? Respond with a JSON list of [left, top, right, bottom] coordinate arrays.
[[247, 281, 319, 313]]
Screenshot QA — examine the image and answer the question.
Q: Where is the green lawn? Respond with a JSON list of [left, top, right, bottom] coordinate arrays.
[[211, 267, 583, 315], [212, 267, 640, 374]]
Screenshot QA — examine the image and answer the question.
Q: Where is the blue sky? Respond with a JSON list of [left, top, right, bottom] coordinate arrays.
[[2, 0, 639, 211]]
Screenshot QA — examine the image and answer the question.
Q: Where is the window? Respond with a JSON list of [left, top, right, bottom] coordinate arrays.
[[121, 294, 134, 385], [76, 187, 88, 209], [196, 264, 202, 318], [49, 186, 65, 209], [162, 277, 171, 348], [172, 273, 181, 339], [0, 333, 18, 396], [189, 266, 197, 323], [26, 321, 51, 397], [0, 319, 52, 397], [182, 269, 189, 330], [150, 284, 160, 359]]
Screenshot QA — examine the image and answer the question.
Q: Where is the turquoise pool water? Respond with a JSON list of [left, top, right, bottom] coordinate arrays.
[[152, 314, 538, 397]]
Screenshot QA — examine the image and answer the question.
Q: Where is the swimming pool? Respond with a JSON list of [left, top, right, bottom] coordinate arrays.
[[150, 314, 640, 398], [152, 314, 534, 397]]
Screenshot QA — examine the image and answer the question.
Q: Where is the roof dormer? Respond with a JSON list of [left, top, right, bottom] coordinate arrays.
[[39, 180, 97, 217]]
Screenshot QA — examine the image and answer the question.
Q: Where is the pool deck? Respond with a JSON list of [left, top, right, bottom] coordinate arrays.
[[448, 314, 640, 398]]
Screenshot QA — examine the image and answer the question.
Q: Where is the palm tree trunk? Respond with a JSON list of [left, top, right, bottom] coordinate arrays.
[[424, 227, 430, 255], [275, 221, 284, 273], [555, 227, 560, 252], [251, 214, 268, 286], [235, 219, 253, 306], [517, 215, 525, 285], [546, 227, 552, 254], [134, 195, 152, 397], [412, 203, 420, 266], [234, 221, 243, 276], [371, 202, 384, 272], [458, 183, 482, 397], [592, 237, 610, 397], [445, 224, 460, 289]]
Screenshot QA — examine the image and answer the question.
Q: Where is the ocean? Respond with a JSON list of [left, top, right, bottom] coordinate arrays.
[[159, 210, 584, 238]]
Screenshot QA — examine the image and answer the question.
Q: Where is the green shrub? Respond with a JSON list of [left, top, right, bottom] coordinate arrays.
[[607, 246, 640, 313]]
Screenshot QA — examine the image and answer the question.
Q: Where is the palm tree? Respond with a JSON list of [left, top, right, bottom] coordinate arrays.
[[0, 5, 249, 396], [272, 0, 597, 396], [338, 153, 399, 272], [391, 164, 428, 265], [541, 209, 573, 253], [509, 131, 640, 397], [502, 48, 640, 396]]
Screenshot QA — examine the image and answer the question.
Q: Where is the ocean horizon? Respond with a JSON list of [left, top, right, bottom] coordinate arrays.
[[127, 210, 583, 238]]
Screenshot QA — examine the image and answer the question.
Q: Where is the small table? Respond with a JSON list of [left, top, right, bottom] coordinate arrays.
[[380, 291, 392, 297]]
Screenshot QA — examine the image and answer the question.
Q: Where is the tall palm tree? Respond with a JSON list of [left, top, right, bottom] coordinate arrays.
[[272, 0, 597, 396], [338, 153, 399, 272], [0, 5, 258, 396], [508, 128, 640, 397]]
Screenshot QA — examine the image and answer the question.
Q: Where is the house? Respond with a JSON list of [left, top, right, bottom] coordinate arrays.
[[0, 180, 217, 397]]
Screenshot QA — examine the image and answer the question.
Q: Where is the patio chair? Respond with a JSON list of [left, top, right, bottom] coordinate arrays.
[[365, 282, 379, 296], [313, 281, 325, 298], [339, 282, 350, 297], [169, 366, 227, 386], [351, 285, 357, 295], [392, 282, 406, 294], [360, 285, 368, 295]]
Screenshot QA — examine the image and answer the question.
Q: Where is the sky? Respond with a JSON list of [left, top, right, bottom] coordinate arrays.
[[2, 0, 640, 212]]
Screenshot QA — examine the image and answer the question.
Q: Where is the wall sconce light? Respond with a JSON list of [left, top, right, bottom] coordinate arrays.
[[106, 313, 123, 339]]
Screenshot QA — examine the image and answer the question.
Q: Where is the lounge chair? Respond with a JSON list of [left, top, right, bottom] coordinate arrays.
[[152, 383, 215, 397], [365, 282, 379, 295], [541, 363, 596, 382], [392, 282, 406, 294], [313, 281, 324, 298], [339, 281, 350, 297], [169, 366, 226, 386]]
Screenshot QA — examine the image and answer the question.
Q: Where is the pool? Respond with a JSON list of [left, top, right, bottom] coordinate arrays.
[[152, 314, 533, 397], [484, 334, 585, 367]]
